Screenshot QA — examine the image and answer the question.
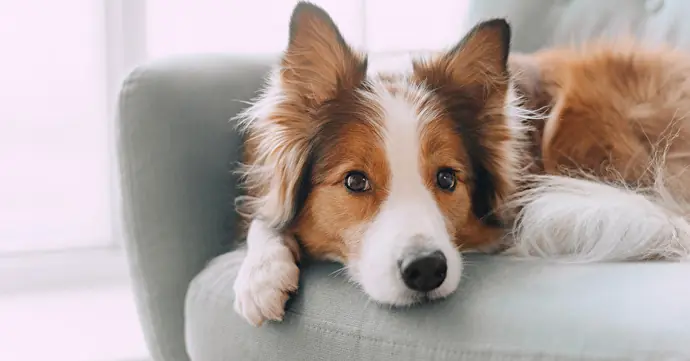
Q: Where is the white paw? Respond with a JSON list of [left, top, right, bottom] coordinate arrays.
[[233, 244, 300, 326]]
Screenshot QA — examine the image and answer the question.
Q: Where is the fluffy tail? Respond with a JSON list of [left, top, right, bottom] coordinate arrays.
[[504, 174, 690, 262]]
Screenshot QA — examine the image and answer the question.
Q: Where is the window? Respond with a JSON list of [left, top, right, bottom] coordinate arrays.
[[146, 0, 366, 57], [145, 0, 469, 65], [1, 1, 112, 254]]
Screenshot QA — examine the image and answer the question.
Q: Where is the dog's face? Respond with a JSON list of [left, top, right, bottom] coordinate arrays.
[[240, 3, 521, 305]]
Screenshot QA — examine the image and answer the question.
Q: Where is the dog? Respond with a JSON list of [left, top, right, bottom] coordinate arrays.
[[231, 2, 690, 327]]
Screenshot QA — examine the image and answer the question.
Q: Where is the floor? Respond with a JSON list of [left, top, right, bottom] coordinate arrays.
[[0, 252, 150, 361]]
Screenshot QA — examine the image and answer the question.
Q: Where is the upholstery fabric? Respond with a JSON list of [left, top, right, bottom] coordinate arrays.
[[117, 1, 690, 360], [467, 0, 690, 52], [186, 252, 690, 361], [117, 55, 274, 361]]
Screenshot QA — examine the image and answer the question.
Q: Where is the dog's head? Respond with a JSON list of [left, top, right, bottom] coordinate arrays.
[[238, 3, 523, 305]]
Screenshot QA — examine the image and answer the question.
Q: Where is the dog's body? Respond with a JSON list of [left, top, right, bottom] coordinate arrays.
[[507, 44, 690, 261], [231, 2, 690, 326]]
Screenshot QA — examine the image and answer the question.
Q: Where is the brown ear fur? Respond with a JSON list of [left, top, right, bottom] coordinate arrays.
[[282, 2, 367, 106], [239, 2, 367, 231], [413, 19, 515, 226]]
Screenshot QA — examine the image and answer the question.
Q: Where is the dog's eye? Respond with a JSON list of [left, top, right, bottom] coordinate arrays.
[[344, 171, 370, 193], [436, 168, 457, 191]]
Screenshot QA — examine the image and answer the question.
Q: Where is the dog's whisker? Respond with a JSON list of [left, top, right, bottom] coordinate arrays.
[[328, 266, 349, 278]]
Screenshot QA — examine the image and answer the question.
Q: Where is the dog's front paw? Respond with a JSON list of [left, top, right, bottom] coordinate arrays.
[[233, 244, 300, 326]]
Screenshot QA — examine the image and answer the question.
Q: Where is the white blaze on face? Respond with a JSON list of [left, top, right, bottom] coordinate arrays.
[[351, 79, 463, 305]]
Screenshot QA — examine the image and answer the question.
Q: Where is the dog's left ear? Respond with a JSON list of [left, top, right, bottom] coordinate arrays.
[[414, 19, 514, 226], [439, 19, 511, 87]]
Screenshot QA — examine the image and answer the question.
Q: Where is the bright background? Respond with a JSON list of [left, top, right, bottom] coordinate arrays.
[[0, 1, 468, 360]]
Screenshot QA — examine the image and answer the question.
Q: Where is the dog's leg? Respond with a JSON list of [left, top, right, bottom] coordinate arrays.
[[233, 219, 300, 326]]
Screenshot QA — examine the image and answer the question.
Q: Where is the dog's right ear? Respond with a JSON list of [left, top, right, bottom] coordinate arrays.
[[282, 2, 367, 107]]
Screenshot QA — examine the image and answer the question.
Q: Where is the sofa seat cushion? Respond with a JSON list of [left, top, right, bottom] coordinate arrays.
[[185, 251, 690, 361]]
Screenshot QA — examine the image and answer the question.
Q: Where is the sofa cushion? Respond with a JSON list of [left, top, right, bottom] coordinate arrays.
[[185, 252, 690, 361]]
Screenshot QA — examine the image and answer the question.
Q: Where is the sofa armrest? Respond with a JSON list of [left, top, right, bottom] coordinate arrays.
[[116, 54, 275, 361]]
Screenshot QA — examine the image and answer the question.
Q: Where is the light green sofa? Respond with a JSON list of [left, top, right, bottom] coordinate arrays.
[[117, 1, 690, 360]]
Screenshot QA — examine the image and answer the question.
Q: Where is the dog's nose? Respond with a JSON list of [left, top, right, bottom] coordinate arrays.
[[399, 250, 447, 292]]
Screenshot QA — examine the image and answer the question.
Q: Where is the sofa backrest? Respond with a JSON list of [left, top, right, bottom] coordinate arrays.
[[467, 0, 690, 52]]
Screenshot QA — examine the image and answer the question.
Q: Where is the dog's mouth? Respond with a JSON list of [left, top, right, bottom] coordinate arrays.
[[380, 288, 450, 308], [410, 291, 435, 304]]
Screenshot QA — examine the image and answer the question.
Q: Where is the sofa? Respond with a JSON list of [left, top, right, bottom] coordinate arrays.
[[117, 1, 690, 360]]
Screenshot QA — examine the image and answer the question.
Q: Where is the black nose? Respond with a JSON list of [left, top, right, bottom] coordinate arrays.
[[400, 250, 447, 292]]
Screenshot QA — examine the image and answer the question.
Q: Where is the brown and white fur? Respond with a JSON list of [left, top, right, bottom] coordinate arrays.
[[506, 44, 690, 262], [231, 2, 690, 327], [232, 3, 523, 326]]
